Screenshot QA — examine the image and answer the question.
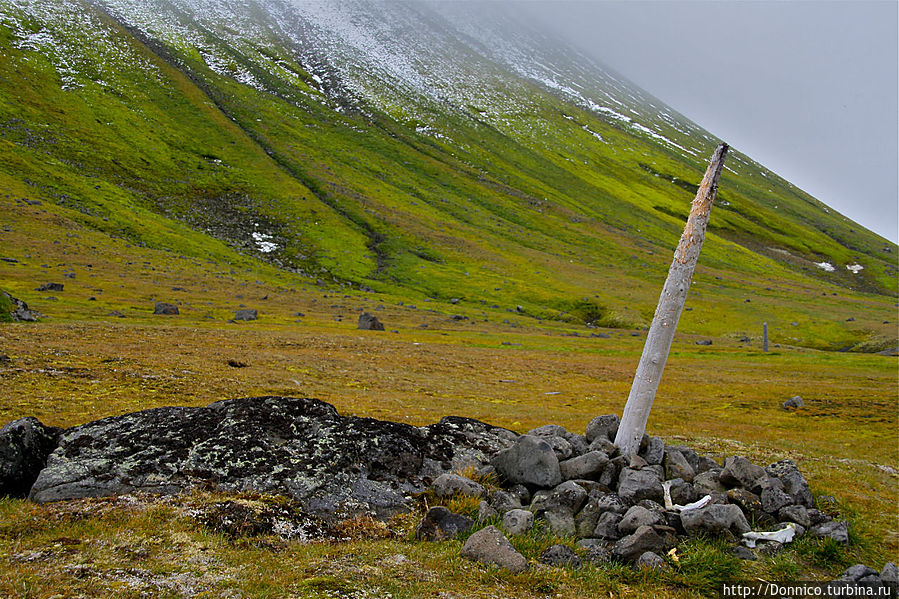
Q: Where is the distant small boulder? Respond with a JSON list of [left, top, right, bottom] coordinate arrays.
[[227, 360, 248, 368], [358, 312, 384, 331], [782, 396, 804, 410], [2, 291, 40, 322], [695, 340, 713, 346], [153, 302, 179, 315], [36, 283, 63, 292], [234, 309, 258, 321]]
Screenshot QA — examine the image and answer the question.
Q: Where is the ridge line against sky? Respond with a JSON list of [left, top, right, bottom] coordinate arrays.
[[514, 0, 898, 244]]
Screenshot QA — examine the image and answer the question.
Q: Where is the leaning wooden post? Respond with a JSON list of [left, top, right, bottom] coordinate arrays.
[[614, 143, 729, 455]]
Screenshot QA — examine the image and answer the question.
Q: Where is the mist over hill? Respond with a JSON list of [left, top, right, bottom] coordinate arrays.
[[0, 0, 895, 350]]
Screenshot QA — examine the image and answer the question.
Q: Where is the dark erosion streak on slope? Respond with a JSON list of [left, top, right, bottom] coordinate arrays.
[[95, 4, 392, 278]]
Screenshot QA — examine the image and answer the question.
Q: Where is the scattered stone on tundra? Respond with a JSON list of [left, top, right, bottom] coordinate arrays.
[[720, 456, 767, 493], [559, 451, 608, 481], [153, 302, 179, 315], [680, 503, 751, 536], [617, 467, 664, 505], [585, 414, 619, 444], [234, 308, 258, 321], [782, 396, 805, 409], [27, 396, 516, 518], [539, 544, 581, 568], [612, 525, 667, 562], [357, 312, 385, 331], [664, 448, 695, 482], [0, 417, 63, 498], [617, 505, 665, 535], [491, 434, 561, 488], [810, 520, 850, 544], [635, 551, 667, 571], [416, 506, 473, 541], [36, 282, 64, 292], [431, 473, 486, 499], [460, 525, 528, 573], [502, 508, 534, 536]]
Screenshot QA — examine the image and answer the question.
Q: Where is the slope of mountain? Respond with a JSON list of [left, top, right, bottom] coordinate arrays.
[[0, 0, 895, 350]]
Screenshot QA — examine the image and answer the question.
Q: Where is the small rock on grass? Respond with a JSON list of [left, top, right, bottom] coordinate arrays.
[[635, 551, 667, 571], [460, 525, 528, 573], [416, 506, 473, 541], [153, 302, 179, 315], [502, 509, 533, 536], [539, 544, 581, 568]]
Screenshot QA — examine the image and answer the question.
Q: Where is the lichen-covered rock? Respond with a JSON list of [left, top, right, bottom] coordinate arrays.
[[502, 508, 534, 536], [810, 520, 850, 544], [693, 470, 726, 495], [491, 434, 561, 488], [153, 302, 179, 315], [416, 506, 473, 541], [539, 544, 581, 568], [761, 484, 794, 514], [27, 397, 515, 518], [0, 417, 63, 497], [640, 436, 666, 465], [617, 505, 664, 535], [664, 448, 695, 482], [778, 505, 810, 527], [234, 308, 258, 321], [532, 481, 587, 515], [460, 525, 528, 573], [357, 313, 384, 330], [542, 507, 577, 537], [635, 551, 667, 571], [593, 511, 624, 540]]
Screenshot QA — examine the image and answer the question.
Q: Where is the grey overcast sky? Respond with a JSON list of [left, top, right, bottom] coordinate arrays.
[[517, 0, 899, 243]]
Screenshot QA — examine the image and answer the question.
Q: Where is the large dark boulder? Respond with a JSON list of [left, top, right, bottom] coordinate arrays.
[[27, 397, 515, 518], [358, 313, 385, 331], [0, 417, 63, 497], [491, 434, 561, 488]]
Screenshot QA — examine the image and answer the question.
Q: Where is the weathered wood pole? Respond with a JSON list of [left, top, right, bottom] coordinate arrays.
[[763, 322, 769, 352], [614, 143, 729, 455]]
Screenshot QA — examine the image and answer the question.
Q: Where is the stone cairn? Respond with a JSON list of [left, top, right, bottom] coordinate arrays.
[[418, 414, 865, 574]]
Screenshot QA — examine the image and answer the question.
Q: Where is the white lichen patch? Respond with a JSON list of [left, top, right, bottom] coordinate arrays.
[[846, 263, 864, 274], [251, 231, 278, 253], [815, 262, 835, 272]]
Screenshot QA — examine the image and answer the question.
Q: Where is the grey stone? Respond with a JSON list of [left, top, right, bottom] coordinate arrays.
[[612, 525, 666, 562], [597, 460, 619, 488], [778, 505, 810, 527], [880, 562, 898, 588], [640, 436, 666, 465], [664, 449, 695, 482], [782, 396, 805, 409], [574, 496, 605, 538], [508, 484, 530, 505], [0, 417, 63, 498], [589, 437, 617, 455], [732, 546, 757, 561], [668, 445, 703, 473], [635, 551, 667, 571], [680, 504, 751, 536], [559, 451, 608, 481], [491, 434, 561, 488], [478, 500, 498, 523], [696, 456, 720, 474], [234, 309, 257, 321], [28, 397, 516, 518], [628, 454, 649, 469], [416, 506, 473, 541], [693, 470, 726, 495], [154, 302, 179, 315], [808, 509, 832, 526], [577, 539, 611, 564], [761, 485, 794, 514], [567, 434, 589, 457], [490, 490, 523, 514], [36, 282, 64, 292], [617, 505, 664, 535], [2, 291, 41, 321], [540, 544, 581, 568], [585, 415, 619, 443], [594, 492, 628, 514], [667, 478, 698, 506], [617, 468, 663, 505], [811, 520, 850, 544], [593, 511, 624, 540], [431, 473, 487, 499], [547, 481, 588, 513], [766, 460, 813, 508], [544, 436, 573, 460], [542, 508, 577, 537], [502, 509, 534, 536], [357, 313, 385, 331], [720, 456, 766, 493], [460, 526, 528, 573], [839, 565, 879, 582]]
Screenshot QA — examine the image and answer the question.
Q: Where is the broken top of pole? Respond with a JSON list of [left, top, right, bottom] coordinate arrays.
[[613, 143, 729, 456]]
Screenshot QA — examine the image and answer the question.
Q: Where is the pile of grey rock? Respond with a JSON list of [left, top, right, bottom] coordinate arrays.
[[420, 415, 849, 572]]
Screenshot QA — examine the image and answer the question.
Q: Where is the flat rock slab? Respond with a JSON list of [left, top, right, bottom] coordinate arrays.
[[29, 396, 516, 518]]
